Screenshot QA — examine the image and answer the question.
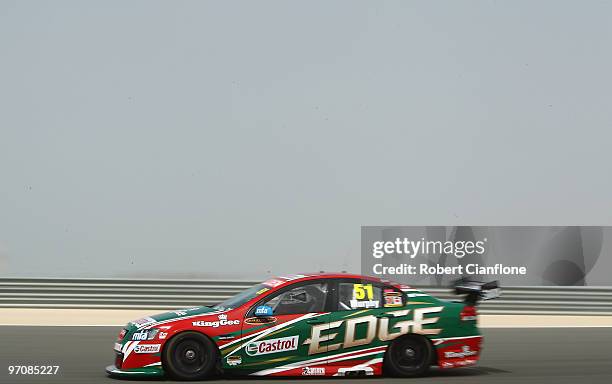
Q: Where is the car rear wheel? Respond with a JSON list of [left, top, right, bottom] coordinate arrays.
[[162, 331, 218, 380], [384, 335, 432, 377]]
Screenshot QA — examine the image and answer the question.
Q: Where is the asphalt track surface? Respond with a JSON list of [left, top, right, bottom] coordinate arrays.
[[0, 327, 611, 384]]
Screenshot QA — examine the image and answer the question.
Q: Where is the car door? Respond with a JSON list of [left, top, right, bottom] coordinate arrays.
[[233, 280, 331, 375], [324, 279, 407, 374]]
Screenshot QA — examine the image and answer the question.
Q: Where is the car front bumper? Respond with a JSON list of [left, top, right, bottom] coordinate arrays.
[[105, 364, 164, 378]]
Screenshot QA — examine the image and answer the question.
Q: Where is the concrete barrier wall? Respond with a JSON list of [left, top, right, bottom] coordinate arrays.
[[1, 278, 611, 315]]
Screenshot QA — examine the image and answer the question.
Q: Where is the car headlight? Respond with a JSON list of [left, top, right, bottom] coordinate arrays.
[[118, 328, 127, 340]]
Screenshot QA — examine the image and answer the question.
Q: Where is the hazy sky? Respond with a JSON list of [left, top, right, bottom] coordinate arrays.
[[1, 1, 611, 279]]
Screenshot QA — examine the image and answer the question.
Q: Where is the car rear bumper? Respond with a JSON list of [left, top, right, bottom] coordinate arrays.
[[434, 335, 483, 369]]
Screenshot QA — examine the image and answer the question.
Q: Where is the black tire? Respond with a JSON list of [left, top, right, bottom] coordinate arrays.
[[162, 331, 219, 380], [384, 335, 433, 377]]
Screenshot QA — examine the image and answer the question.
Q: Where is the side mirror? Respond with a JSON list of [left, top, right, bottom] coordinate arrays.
[[254, 305, 273, 317]]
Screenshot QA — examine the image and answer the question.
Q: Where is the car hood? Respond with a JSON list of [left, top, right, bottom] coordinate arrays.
[[126, 306, 219, 331]]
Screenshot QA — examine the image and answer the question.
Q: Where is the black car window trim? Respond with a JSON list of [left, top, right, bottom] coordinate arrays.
[[245, 279, 332, 317]]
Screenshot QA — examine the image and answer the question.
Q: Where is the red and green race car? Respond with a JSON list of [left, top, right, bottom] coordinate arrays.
[[105, 273, 499, 379]]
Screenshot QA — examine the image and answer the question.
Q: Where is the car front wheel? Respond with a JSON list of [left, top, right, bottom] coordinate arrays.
[[162, 331, 218, 380]]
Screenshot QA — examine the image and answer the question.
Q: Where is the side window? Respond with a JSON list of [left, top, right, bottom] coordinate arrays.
[[338, 282, 382, 310], [262, 282, 328, 315], [337, 282, 405, 310]]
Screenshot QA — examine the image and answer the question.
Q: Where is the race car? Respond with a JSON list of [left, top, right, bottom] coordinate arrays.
[[105, 273, 499, 379]]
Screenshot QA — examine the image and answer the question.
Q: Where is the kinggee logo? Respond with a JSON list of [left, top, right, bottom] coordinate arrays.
[[245, 336, 299, 356], [192, 314, 240, 328]]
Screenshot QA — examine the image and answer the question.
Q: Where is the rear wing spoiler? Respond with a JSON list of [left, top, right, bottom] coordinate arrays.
[[453, 278, 501, 305]]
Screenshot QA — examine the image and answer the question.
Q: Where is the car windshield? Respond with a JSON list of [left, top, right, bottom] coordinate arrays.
[[212, 283, 270, 311]]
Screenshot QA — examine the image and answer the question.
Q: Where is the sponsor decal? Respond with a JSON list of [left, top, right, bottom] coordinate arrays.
[[384, 291, 403, 307], [302, 367, 325, 376], [353, 283, 374, 300], [256, 287, 270, 295], [440, 358, 478, 369], [444, 345, 478, 359], [131, 317, 156, 327], [350, 299, 379, 309], [261, 275, 307, 288], [263, 279, 284, 287], [303, 306, 443, 355], [192, 314, 240, 328], [158, 332, 168, 340], [350, 283, 380, 308], [226, 355, 242, 366], [134, 344, 161, 354], [245, 316, 277, 325], [254, 306, 273, 316], [131, 330, 156, 341], [245, 335, 299, 356], [174, 311, 187, 316]]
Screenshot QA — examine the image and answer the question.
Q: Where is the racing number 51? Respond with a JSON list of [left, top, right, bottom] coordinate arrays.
[[353, 284, 374, 300]]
